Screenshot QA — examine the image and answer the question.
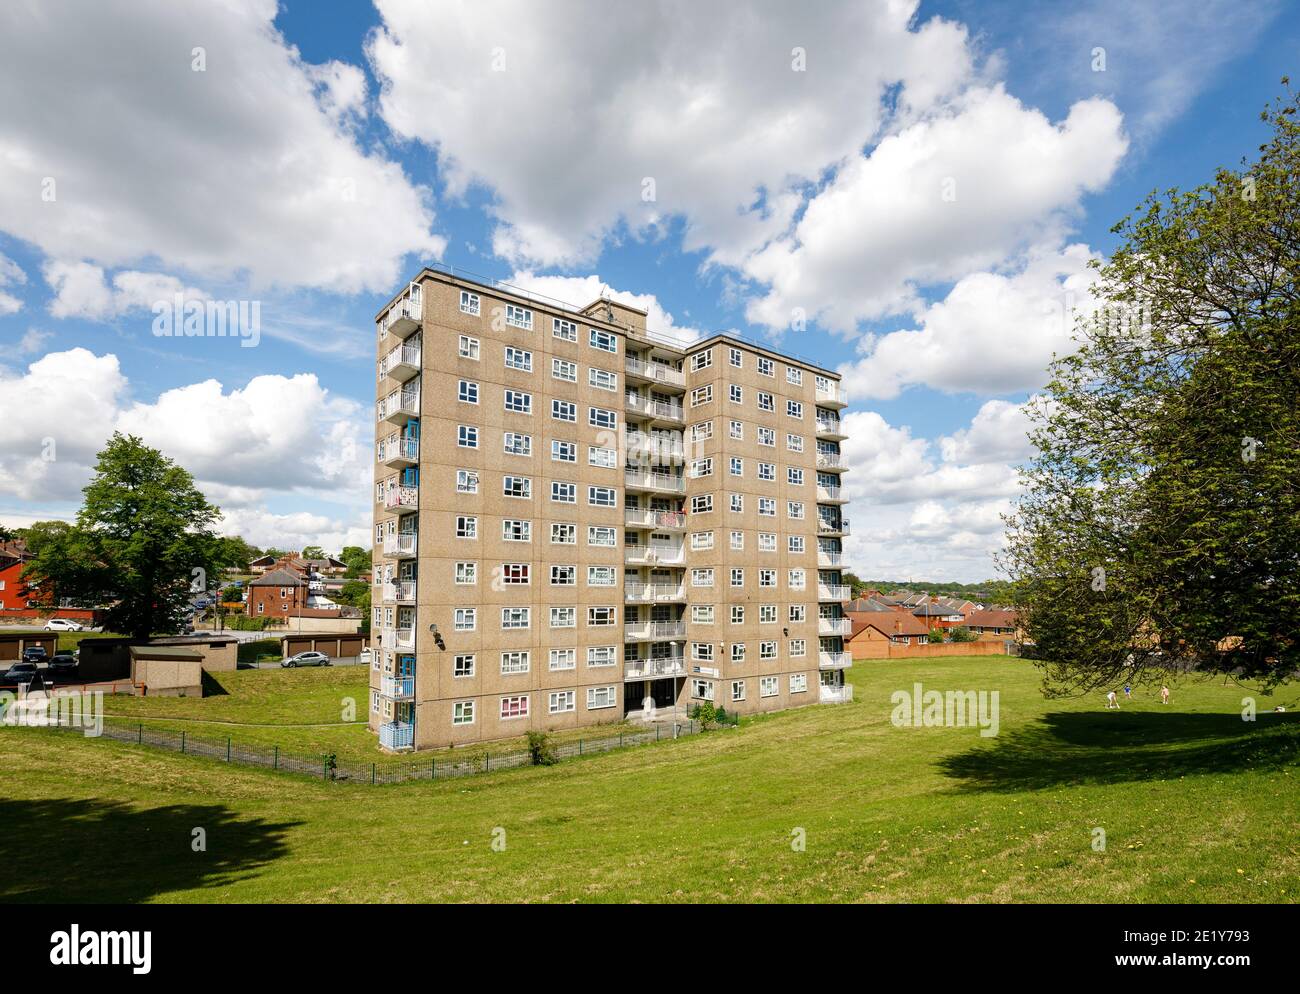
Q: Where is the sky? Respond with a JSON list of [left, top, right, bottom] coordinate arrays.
[[0, 0, 1292, 581]]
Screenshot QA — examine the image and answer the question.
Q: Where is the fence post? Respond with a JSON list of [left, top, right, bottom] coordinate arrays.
[[485, 751, 490, 772], [371, 763, 376, 785], [273, 745, 278, 770], [656, 725, 660, 742], [579, 739, 583, 756], [181, 731, 186, 753], [431, 758, 435, 778], [226, 737, 231, 762], [137, 723, 142, 745], [619, 733, 623, 747]]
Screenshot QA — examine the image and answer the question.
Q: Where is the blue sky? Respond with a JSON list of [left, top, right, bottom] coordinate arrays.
[[0, 0, 1293, 580]]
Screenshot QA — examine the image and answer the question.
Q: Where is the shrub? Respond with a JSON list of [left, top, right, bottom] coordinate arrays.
[[691, 701, 717, 729], [526, 731, 557, 766]]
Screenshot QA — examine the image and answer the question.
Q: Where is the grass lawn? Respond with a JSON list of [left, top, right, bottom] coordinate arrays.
[[0, 655, 1296, 903]]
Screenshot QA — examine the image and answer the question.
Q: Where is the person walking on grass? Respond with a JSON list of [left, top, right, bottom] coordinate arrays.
[[1124, 683, 1132, 699], [1160, 685, 1170, 705], [1106, 690, 1120, 710]]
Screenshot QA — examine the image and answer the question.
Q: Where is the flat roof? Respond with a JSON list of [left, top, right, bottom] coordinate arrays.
[[129, 645, 204, 660]]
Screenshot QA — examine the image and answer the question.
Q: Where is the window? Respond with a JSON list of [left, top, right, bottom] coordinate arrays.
[[551, 481, 577, 503], [454, 607, 476, 631], [731, 642, 746, 664], [691, 679, 715, 701], [552, 358, 577, 382], [549, 648, 576, 671], [503, 475, 532, 499], [552, 440, 577, 463], [731, 604, 744, 624], [690, 458, 713, 478], [730, 530, 744, 550], [691, 349, 713, 371], [455, 515, 477, 539], [501, 607, 530, 629], [691, 531, 714, 551], [501, 563, 530, 585], [691, 494, 713, 514], [504, 389, 532, 414], [458, 379, 479, 404], [691, 421, 713, 441], [453, 700, 475, 725], [550, 565, 576, 586], [789, 639, 806, 657], [588, 525, 617, 546], [552, 399, 577, 422], [454, 562, 477, 585], [731, 681, 746, 703], [692, 568, 714, 587], [500, 650, 530, 674], [787, 501, 805, 519], [786, 366, 803, 386], [788, 535, 805, 554], [690, 385, 713, 406], [757, 426, 775, 447], [457, 425, 478, 449], [757, 356, 774, 377], [549, 690, 576, 714], [587, 645, 617, 667], [587, 566, 616, 586], [590, 328, 618, 353], [588, 445, 617, 468], [588, 606, 616, 627], [730, 568, 745, 587], [552, 522, 576, 544], [760, 640, 777, 660], [453, 654, 475, 677], [758, 533, 776, 552], [504, 347, 532, 372], [502, 519, 531, 542], [729, 456, 743, 477], [550, 607, 576, 628], [788, 467, 804, 486], [788, 569, 806, 590], [589, 368, 617, 391], [587, 686, 617, 710], [759, 603, 777, 623], [729, 347, 742, 367], [692, 642, 714, 662], [553, 317, 577, 341], [760, 676, 779, 698], [757, 392, 774, 412], [757, 462, 775, 481], [456, 469, 479, 494], [787, 433, 804, 452], [787, 400, 803, 419], [505, 304, 532, 330], [459, 290, 480, 315], [789, 604, 806, 623], [588, 406, 617, 429], [503, 431, 532, 457], [587, 485, 616, 508], [458, 335, 480, 360], [500, 695, 529, 720], [692, 604, 715, 624], [729, 383, 743, 404], [790, 673, 808, 693], [729, 493, 744, 513]]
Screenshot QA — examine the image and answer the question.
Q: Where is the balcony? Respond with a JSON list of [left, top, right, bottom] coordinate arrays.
[[380, 342, 421, 382], [382, 293, 422, 340], [624, 582, 686, 603], [624, 507, 687, 531], [381, 580, 416, 604], [815, 415, 847, 440], [380, 674, 415, 700], [817, 518, 851, 536], [625, 431, 683, 463], [624, 469, 685, 494], [380, 436, 419, 468], [818, 651, 852, 670], [818, 583, 850, 601], [379, 627, 415, 651], [816, 484, 847, 504], [818, 617, 852, 637], [648, 399, 684, 424], [624, 620, 686, 641], [816, 452, 847, 471], [815, 383, 848, 409], [819, 684, 854, 704], [624, 543, 685, 566], [379, 720, 414, 750], [817, 550, 843, 568], [624, 655, 687, 681], [384, 485, 418, 510], [379, 388, 420, 425], [383, 533, 417, 559], [625, 356, 685, 388]]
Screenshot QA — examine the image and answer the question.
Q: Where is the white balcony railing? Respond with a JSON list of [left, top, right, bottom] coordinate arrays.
[[625, 544, 685, 565], [383, 533, 417, 558], [816, 484, 843, 502], [624, 620, 686, 640], [624, 582, 685, 602], [624, 431, 684, 462], [819, 684, 854, 704], [818, 617, 852, 636], [380, 342, 421, 381], [381, 580, 416, 603], [816, 452, 845, 470], [381, 290, 422, 339], [624, 656, 687, 680], [379, 720, 414, 749], [818, 651, 852, 670], [380, 674, 415, 699], [384, 485, 418, 509], [625, 356, 685, 387], [818, 584, 851, 601], [817, 518, 851, 536], [380, 436, 419, 465], [648, 399, 683, 421], [624, 508, 687, 530], [817, 550, 843, 567], [815, 383, 848, 407], [815, 416, 843, 436], [379, 388, 420, 424], [624, 469, 685, 493]]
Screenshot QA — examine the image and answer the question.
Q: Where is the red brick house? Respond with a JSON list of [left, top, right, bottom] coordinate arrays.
[[247, 568, 341, 619]]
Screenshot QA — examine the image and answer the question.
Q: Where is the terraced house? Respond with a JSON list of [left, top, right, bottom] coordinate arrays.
[[370, 269, 851, 751]]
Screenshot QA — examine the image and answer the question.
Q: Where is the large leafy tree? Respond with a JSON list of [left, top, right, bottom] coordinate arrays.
[[1005, 86, 1300, 693], [22, 433, 233, 640], [339, 545, 371, 578]]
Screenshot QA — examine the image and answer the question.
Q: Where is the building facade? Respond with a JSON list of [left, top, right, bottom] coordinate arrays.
[[370, 270, 851, 751]]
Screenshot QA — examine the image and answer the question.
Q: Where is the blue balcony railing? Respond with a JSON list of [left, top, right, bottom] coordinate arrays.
[[380, 721, 414, 750]]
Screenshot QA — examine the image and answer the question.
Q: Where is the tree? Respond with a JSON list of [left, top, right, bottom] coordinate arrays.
[[334, 579, 368, 606], [21, 434, 233, 640], [340, 545, 370, 578], [214, 535, 261, 573], [301, 545, 326, 561], [1004, 85, 1300, 693]]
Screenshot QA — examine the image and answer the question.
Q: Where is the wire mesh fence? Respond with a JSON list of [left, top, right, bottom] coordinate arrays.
[[48, 710, 739, 785]]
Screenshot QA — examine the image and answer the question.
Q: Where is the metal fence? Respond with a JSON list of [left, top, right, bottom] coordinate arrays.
[[56, 711, 739, 786]]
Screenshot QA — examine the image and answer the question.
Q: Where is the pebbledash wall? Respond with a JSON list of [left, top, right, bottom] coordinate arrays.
[[370, 269, 852, 752]]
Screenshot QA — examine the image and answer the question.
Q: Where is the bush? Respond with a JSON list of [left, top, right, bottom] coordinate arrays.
[[526, 731, 557, 766], [690, 701, 718, 729]]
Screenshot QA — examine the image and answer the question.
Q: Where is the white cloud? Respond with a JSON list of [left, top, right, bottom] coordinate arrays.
[[744, 89, 1125, 333], [938, 399, 1038, 465], [0, 251, 27, 314], [17, 328, 51, 354], [43, 262, 210, 320], [369, 0, 975, 268], [0, 0, 441, 295], [0, 349, 372, 554], [506, 271, 702, 345]]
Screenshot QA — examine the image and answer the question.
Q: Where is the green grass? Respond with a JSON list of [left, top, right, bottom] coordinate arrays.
[[1, 656, 1296, 903], [56, 630, 124, 652]]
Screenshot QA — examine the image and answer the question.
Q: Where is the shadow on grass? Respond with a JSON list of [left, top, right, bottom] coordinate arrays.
[[0, 798, 299, 902], [200, 671, 229, 696], [939, 711, 1300, 793]]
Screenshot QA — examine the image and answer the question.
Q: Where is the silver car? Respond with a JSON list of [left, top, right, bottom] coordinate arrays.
[[282, 650, 331, 668]]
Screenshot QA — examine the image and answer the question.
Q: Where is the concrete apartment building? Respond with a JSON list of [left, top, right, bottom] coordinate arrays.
[[370, 268, 851, 751]]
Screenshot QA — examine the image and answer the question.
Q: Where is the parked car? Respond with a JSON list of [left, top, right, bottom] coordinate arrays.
[[282, 650, 330, 668], [47, 654, 79, 681], [1, 662, 44, 687], [21, 646, 49, 664], [43, 618, 84, 632]]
